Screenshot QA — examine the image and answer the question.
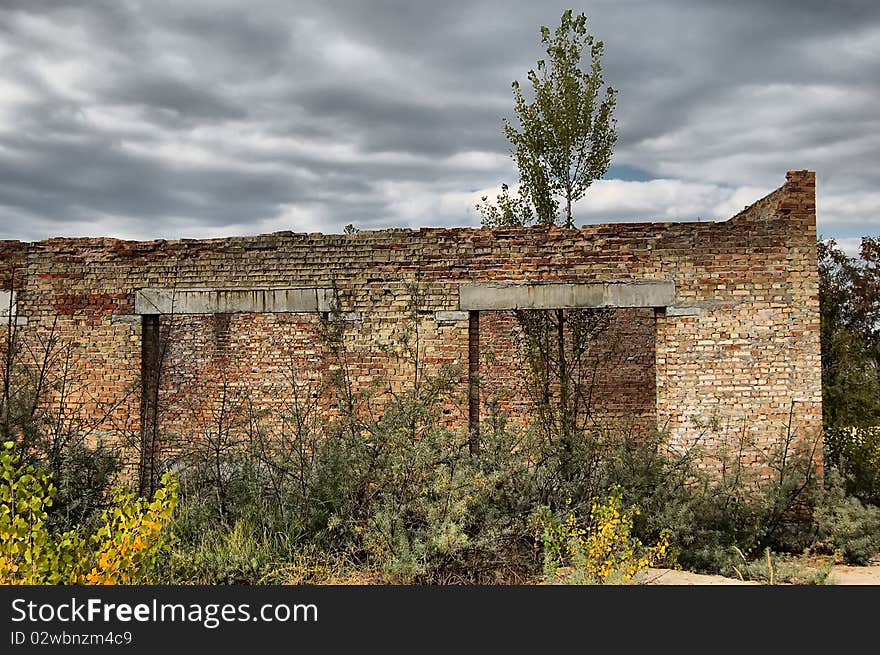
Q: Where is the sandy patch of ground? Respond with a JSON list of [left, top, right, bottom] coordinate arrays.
[[638, 568, 756, 585], [639, 564, 880, 585], [827, 565, 880, 585]]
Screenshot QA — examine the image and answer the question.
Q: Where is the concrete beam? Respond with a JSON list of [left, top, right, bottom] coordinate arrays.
[[434, 310, 470, 323], [666, 305, 703, 317], [135, 287, 336, 315], [459, 280, 675, 311]]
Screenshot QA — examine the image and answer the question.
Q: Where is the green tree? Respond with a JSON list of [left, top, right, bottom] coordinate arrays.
[[819, 237, 880, 429], [479, 10, 617, 228], [819, 237, 880, 505]]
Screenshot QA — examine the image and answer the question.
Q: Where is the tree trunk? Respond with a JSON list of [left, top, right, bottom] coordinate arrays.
[[565, 184, 573, 228], [556, 309, 569, 441]]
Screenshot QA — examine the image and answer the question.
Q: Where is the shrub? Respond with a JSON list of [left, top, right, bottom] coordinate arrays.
[[654, 428, 823, 575], [0, 442, 83, 584], [815, 468, 880, 565], [83, 473, 179, 584], [537, 487, 670, 584], [825, 427, 880, 506], [309, 383, 497, 581], [0, 442, 178, 585]]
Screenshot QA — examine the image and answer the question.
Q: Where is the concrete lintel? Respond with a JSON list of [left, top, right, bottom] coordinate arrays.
[[0, 290, 16, 318], [135, 287, 336, 315], [666, 305, 704, 317], [435, 310, 470, 323], [459, 280, 675, 311]]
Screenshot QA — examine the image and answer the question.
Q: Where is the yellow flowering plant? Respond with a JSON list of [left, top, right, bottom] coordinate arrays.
[[537, 486, 671, 584]]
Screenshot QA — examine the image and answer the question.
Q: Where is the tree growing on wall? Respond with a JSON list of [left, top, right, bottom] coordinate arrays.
[[478, 9, 618, 228]]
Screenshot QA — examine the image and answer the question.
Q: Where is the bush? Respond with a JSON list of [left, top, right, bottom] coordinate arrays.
[[0, 442, 84, 584], [648, 429, 823, 575], [308, 379, 502, 581], [166, 399, 830, 582], [537, 487, 670, 584], [825, 427, 880, 506], [815, 468, 880, 565], [83, 474, 179, 584], [0, 442, 178, 585]]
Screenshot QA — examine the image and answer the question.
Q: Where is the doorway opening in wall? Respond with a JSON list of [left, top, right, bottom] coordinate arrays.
[[476, 308, 658, 441]]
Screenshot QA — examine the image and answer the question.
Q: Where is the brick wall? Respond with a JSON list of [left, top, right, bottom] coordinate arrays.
[[0, 171, 822, 473], [478, 308, 657, 437]]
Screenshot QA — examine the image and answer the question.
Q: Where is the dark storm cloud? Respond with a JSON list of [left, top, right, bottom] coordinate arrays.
[[288, 83, 505, 155], [0, 0, 877, 242], [101, 75, 248, 122]]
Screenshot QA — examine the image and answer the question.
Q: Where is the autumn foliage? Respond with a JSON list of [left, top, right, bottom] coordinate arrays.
[[0, 442, 177, 585]]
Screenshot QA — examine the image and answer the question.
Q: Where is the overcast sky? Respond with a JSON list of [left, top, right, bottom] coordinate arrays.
[[0, 0, 877, 253]]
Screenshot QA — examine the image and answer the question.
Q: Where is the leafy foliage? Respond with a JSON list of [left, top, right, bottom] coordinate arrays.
[[84, 473, 178, 584], [819, 237, 880, 504], [0, 442, 83, 584], [819, 237, 880, 430], [538, 488, 670, 584], [815, 468, 880, 565], [824, 426, 880, 506], [0, 442, 177, 585], [480, 10, 617, 228], [475, 183, 536, 228]]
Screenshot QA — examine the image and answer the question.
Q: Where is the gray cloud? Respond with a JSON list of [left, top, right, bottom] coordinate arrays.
[[0, 0, 877, 243]]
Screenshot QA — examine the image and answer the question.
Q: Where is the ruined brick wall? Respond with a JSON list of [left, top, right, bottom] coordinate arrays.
[[0, 171, 822, 474]]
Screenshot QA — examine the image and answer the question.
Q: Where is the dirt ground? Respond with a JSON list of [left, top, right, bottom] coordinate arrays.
[[827, 565, 880, 585], [639, 565, 880, 585]]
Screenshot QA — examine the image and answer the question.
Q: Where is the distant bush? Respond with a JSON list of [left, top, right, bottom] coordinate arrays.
[[815, 468, 880, 565], [825, 427, 880, 506]]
